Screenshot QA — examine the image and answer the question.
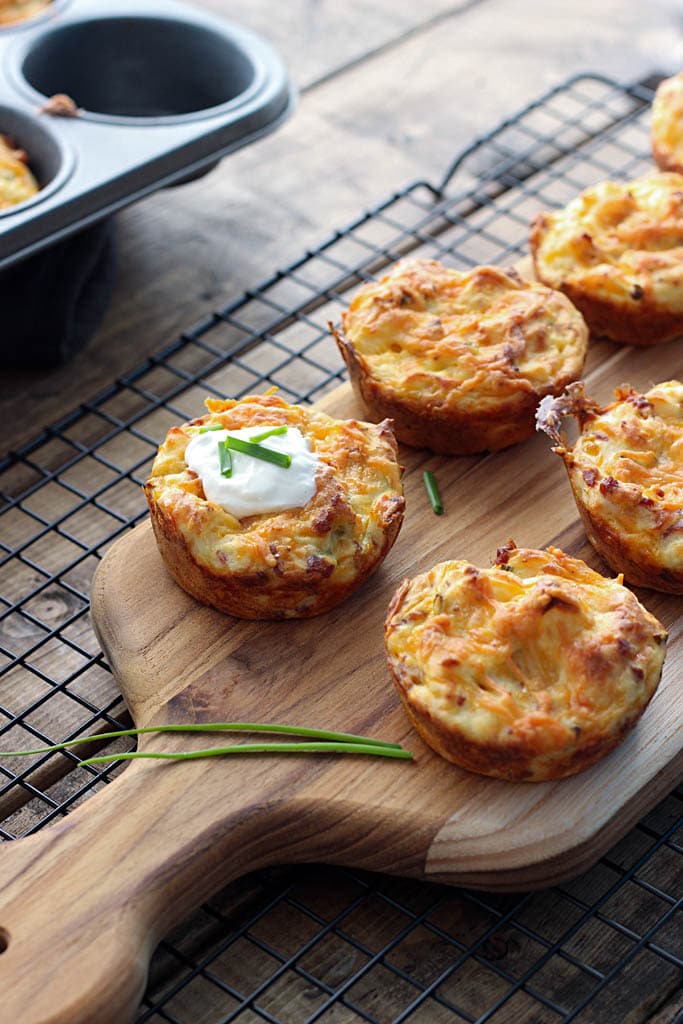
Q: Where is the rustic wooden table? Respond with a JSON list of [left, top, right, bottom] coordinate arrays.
[[2, 2, 683, 1022]]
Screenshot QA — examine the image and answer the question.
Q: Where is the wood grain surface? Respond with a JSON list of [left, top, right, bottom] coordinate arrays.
[[1, 362, 682, 1023]]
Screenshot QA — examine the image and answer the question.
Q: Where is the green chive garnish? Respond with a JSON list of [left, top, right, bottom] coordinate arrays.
[[0, 721, 406, 757], [225, 436, 291, 468], [199, 423, 224, 433], [78, 742, 413, 767], [423, 470, 444, 515], [218, 441, 233, 478], [249, 425, 288, 443]]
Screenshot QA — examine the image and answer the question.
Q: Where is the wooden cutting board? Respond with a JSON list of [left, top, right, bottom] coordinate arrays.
[[1, 346, 683, 1024]]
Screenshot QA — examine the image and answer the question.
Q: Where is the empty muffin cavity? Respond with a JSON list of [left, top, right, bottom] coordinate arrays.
[[20, 16, 257, 123]]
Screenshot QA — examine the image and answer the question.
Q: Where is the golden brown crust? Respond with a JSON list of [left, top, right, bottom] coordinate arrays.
[[385, 546, 667, 781], [530, 174, 683, 346], [534, 267, 683, 348], [335, 325, 538, 453], [571, 498, 683, 593], [652, 72, 683, 174], [145, 393, 405, 619], [334, 259, 588, 454], [537, 380, 683, 593]]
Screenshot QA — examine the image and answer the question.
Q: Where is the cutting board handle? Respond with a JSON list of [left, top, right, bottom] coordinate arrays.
[[0, 748, 298, 1024]]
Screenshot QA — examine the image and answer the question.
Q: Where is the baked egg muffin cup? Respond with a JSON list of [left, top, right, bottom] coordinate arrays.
[[652, 71, 683, 174], [385, 543, 667, 782], [538, 379, 683, 593], [332, 258, 588, 455], [145, 393, 405, 619], [530, 172, 683, 346], [0, 133, 39, 209]]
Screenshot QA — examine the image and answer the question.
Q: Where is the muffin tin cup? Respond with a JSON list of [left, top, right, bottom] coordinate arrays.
[[0, 0, 294, 269], [16, 14, 263, 124]]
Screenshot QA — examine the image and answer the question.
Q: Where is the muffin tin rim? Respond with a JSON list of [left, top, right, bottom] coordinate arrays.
[[6, 10, 273, 127]]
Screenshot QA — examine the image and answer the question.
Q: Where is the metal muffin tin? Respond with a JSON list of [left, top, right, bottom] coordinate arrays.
[[0, 0, 293, 270]]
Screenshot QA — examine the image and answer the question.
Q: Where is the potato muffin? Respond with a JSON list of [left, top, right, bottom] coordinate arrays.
[[530, 172, 683, 346], [332, 259, 587, 454], [145, 393, 405, 619], [0, 134, 39, 210], [385, 544, 666, 781], [0, 0, 51, 25], [537, 380, 683, 592], [652, 72, 683, 174]]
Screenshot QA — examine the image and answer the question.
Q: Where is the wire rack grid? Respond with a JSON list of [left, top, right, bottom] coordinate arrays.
[[1, 73, 682, 1024]]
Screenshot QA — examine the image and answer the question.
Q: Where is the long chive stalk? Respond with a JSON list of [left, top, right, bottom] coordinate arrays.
[[79, 742, 413, 767], [0, 722, 404, 758]]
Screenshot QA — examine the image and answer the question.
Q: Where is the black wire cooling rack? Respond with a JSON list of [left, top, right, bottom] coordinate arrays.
[[1, 73, 682, 1024]]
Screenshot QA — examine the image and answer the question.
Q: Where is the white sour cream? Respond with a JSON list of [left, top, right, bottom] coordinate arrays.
[[184, 425, 320, 519]]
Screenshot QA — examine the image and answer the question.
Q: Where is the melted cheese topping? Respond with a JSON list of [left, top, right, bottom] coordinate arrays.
[[0, 135, 39, 210], [0, 0, 51, 24], [574, 381, 683, 506], [652, 72, 683, 173], [341, 260, 588, 413], [184, 426, 319, 519], [532, 173, 683, 312], [567, 380, 683, 570], [386, 547, 665, 777]]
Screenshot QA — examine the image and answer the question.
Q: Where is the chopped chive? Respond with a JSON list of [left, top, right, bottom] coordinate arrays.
[[199, 423, 224, 433], [249, 425, 288, 443], [0, 721, 405, 757], [218, 441, 233, 478], [423, 470, 444, 515], [225, 435, 291, 468], [78, 742, 414, 767]]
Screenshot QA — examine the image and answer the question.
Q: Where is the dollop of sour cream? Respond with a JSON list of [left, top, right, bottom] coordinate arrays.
[[184, 425, 320, 519]]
